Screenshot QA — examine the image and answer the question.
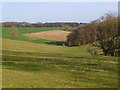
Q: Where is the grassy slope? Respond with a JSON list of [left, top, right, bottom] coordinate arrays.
[[1, 27, 64, 44], [2, 38, 118, 88], [2, 38, 89, 56]]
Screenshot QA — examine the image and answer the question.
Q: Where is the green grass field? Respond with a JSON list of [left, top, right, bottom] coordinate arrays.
[[2, 38, 118, 88], [2, 27, 65, 45], [1, 27, 118, 88]]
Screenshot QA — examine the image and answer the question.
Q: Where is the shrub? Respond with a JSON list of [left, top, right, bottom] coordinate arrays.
[[87, 45, 98, 55]]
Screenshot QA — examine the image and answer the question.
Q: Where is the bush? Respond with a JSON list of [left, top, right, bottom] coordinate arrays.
[[87, 45, 98, 55], [63, 25, 73, 31]]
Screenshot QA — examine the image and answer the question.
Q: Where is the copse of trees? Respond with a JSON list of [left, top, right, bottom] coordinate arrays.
[[67, 23, 98, 46], [96, 13, 118, 56], [67, 12, 119, 56]]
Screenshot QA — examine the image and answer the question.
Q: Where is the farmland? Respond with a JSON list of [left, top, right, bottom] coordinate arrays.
[[1, 27, 118, 88], [1, 1, 119, 88], [2, 27, 64, 45], [23, 30, 70, 41]]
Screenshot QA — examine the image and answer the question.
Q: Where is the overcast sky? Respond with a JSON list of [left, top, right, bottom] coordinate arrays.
[[2, 2, 118, 23]]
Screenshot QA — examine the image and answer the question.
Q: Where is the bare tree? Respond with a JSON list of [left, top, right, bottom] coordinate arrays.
[[10, 26, 19, 40]]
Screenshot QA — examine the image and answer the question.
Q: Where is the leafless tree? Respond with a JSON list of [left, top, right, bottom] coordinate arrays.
[[10, 26, 19, 40]]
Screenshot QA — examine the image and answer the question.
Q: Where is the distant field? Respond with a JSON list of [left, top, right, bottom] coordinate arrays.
[[1, 27, 64, 45], [23, 30, 70, 41], [2, 38, 118, 88]]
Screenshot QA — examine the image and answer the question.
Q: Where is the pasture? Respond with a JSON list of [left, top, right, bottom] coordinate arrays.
[[2, 27, 64, 45], [1, 27, 118, 88]]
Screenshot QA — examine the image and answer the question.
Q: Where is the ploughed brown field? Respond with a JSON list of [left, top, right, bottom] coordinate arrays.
[[23, 30, 70, 41]]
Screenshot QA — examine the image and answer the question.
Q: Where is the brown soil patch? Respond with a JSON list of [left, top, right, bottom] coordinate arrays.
[[23, 30, 70, 41]]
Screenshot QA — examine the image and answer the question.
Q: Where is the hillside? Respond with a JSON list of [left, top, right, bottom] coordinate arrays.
[[2, 38, 118, 88]]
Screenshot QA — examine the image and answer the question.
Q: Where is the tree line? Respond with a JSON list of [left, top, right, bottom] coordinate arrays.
[[2, 22, 86, 28], [67, 12, 120, 56]]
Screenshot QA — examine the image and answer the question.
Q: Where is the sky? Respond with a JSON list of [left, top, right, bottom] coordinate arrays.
[[2, 2, 118, 23], [1, 0, 119, 2]]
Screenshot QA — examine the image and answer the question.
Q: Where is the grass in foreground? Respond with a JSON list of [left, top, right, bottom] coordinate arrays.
[[2, 38, 118, 88], [2, 51, 118, 88]]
